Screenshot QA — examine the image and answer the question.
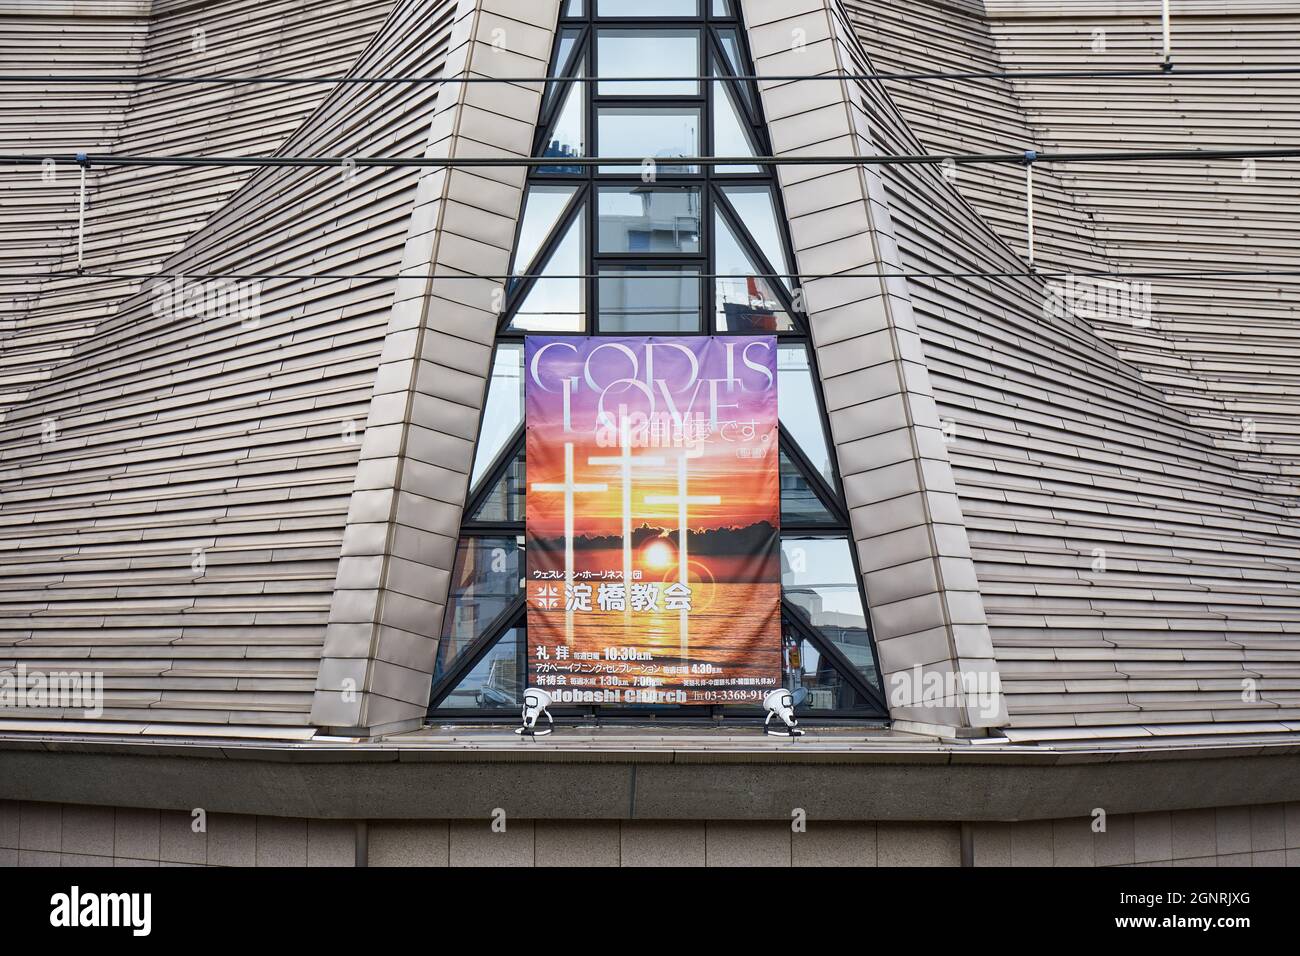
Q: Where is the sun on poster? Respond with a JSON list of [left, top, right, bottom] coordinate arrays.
[[525, 335, 782, 706]]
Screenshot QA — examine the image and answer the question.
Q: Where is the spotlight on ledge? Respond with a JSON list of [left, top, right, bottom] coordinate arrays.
[[515, 687, 554, 737], [763, 688, 805, 739]]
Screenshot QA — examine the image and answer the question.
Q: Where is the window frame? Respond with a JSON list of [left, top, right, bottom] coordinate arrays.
[[433, 2, 888, 721]]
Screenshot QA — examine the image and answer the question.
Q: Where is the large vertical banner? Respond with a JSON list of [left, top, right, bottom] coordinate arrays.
[[525, 336, 782, 705]]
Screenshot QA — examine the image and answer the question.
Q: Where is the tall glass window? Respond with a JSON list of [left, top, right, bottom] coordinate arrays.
[[431, 1, 885, 719]]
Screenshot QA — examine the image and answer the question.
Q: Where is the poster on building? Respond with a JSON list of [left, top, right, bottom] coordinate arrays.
[[525, 335, 782, 706]]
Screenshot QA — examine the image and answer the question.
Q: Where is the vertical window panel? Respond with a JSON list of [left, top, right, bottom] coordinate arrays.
[[597, 29, 700, 96], [777, 344, 836, 485], [432, 625, 523, 711], [599, 0, 698, 14], [714, 210, 793, 332], [512, 185, 578, 281], [715, 30, 758, 118], [598, 186, 701, 253], [437, 537, 523, 678], [469, 344, 524, 491], [598, 107, 701, 174], [598, 266, 701, 332], [712, 76, 761, 173], [780, 449, 839, 526], [784, 630, 873, 712], [720, 184, 793, 291], [471, 447, 526, 524], [539, 61, 586, 175], [507, 213, 587, 332], [780, 537, 879, 691], [542, 29, 582, 116]]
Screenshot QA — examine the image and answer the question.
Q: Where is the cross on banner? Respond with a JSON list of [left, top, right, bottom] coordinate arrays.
[[530, 441, 607, 643], [587, 404, 665, 614], [645, 448, 721, 662]]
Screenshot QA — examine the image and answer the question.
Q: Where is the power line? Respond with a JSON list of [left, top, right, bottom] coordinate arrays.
[[6, 146, 1300, 171], [3, 65, 1300, 87], [3, 268, 1298, 283]]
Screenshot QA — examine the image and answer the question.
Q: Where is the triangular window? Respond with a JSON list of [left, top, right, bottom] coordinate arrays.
[[538, 60, 586, 175], [780, 448, 841, 528], [714, 207, 794, 333], [469, 444, 525, 524], [432, 621, 525, 711], [506, 210, 586, 332], [468, 344, 523, 491], [713, 75, 761, 174], [512, 185, 579, 286]]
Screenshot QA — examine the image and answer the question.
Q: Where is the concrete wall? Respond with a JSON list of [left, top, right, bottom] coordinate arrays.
[[5, 798, 1299, 866]]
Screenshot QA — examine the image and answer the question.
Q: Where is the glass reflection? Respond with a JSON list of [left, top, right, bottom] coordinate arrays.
[[598, 186, 701, 253], [471, 447, 525, 523], [598, 30, 699, 96], [713, 77, 760, 173], [599, 0, 697, 14], [539, 61, 585, 175], [780, 449, 838, 526], [512, 185, 576, 282], [598, 107, 700, 174], [599, 266, 700, 332], [714, 210, 793, 332], [780, 537, 879, 691], [469, 344, 523, 491], [721, 185, 792, 290], [715, 30, 758, 117], [777, 344, 835, 484], [543, 30, 582, 115], [433, 627, 523, 710], [438, 537, 522, 670], [507, 214, 585, 331], [784, 631, 870, 711]]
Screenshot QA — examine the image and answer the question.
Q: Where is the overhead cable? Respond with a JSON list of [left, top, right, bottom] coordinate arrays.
[[4, 65, 1300, 86], [6, 146, 1300, 171]]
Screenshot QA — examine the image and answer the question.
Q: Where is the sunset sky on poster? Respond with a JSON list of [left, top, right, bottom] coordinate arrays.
[[525, 336, 779, 540]]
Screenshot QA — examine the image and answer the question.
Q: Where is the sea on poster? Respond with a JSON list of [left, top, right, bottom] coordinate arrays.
[[524, 335, 782, 706]]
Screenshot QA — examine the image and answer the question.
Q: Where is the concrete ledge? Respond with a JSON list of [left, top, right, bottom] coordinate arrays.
[[3, 741, 1299, 823]]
